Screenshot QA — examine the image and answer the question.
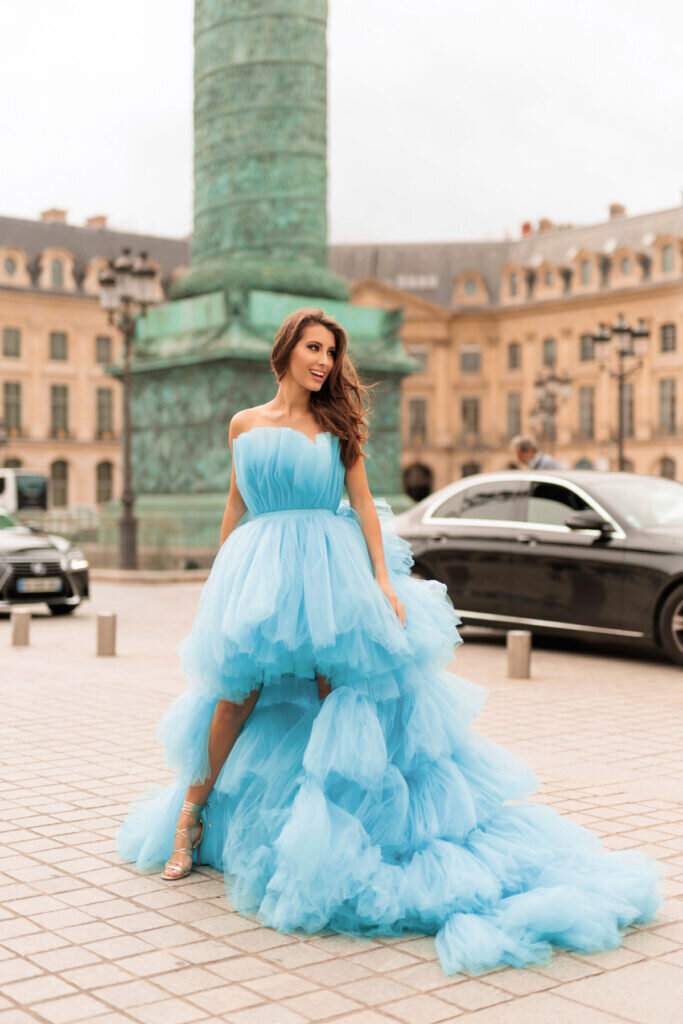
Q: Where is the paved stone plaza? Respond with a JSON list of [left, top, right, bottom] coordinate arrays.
[[2, 582, 683, 1024]]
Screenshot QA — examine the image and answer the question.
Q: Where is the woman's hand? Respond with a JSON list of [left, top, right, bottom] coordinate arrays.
[[377, 576, 406, 628]]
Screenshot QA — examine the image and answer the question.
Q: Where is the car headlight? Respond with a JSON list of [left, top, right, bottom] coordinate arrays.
[[67, 548, 89, 571]]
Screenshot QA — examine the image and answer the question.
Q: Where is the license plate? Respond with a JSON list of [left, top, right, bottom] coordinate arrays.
[[17, 577, 63, 594]]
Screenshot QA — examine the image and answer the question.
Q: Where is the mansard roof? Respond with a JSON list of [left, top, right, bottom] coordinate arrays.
[[328, 239, 509, 307], [329, 203, 683, 308], [0, 215, 190, 279], [508, 204, 683, 267]]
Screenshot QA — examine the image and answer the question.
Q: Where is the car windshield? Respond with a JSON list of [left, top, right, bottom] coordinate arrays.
[[590, 476, 683, 529]]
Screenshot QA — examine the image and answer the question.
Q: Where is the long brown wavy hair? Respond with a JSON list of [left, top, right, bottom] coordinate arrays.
[[270, 307, 373, 467]]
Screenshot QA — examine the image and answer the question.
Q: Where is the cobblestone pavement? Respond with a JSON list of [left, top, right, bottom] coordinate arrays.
[[2, 583, 683, 1024]]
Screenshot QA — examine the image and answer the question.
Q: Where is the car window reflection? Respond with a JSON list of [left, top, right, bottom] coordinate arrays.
[[525, 483, 590, 527], [433, 482, 526, 521], [591, 477, 683, 529]]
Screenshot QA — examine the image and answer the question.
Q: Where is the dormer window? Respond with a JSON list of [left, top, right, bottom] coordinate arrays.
[[620, 256, 631, 274], [51, 258, 64, 288], [662, 244, 674, 273], [580, 259, 591, 285], [509, 272, 518, 297], [463, 278, 476, 296], [544, 269, 553, 286], [4, 257, 16, 276]]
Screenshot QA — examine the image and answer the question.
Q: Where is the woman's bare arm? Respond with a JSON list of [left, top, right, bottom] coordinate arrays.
[[219, 414, 249, 546], [345, 456, 406, 627]]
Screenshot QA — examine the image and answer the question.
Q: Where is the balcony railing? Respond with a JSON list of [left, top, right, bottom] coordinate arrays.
[[455, 430, 488, 450], [652, 424, 683, 438], [405, 432, 428, 447], [570, 429, 596, 443]]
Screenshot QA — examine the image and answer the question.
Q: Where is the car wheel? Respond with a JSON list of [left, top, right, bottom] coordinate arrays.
[[658, 585, 683, 666], [48, 604, 78, 616]]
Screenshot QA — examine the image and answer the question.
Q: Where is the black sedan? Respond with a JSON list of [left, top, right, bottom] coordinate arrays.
[[394, 470, 683, 666], [0, 507, 89, 615]]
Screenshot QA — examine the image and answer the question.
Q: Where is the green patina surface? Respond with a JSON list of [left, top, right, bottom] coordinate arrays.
[[172, 0, 347, 302], [116, 0, 415, 555]]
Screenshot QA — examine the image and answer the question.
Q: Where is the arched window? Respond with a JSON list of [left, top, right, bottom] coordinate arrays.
[[573, 458, 594, 469], [660, 456, 676, 480], [462, 461, 481, 477], [50, 460, 68, 507], [96, 461, 113, 503], [3, 457, 22, 468], [403, 463, 433, 502]]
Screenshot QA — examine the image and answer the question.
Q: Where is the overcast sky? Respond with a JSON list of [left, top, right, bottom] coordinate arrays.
[[1, 0, 682, 244]]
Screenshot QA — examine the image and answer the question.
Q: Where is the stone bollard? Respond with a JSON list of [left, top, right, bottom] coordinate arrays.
[[97, 612, 117, 656], [507, 629, 531, 679], [11, 609, 31, 646]]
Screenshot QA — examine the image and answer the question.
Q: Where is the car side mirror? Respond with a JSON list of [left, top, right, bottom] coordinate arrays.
[[565, 509, 614, 533]]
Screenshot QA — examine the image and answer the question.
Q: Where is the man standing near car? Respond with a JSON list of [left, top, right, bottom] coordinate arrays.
[[511, 435, 563, 470]]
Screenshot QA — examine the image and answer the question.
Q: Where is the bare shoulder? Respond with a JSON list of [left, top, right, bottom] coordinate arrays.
[[229, 405, 270, 442]]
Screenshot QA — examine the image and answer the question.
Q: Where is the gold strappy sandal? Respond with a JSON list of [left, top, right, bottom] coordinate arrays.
[[161, 800, 207, 881]]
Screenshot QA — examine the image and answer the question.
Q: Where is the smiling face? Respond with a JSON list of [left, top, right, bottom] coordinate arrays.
[[286, 323, 337, 392]]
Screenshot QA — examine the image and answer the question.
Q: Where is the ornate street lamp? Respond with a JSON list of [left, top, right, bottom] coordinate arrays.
[[529, 370, 572, 447], [592, 314, 649, 471], [98, 249, 157, 570]]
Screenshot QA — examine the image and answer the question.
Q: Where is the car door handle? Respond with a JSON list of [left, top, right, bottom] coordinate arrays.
[[515, 534, 537, 545]]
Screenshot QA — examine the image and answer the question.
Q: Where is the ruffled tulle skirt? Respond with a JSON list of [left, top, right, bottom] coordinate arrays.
[[118, 501, 662, 976]]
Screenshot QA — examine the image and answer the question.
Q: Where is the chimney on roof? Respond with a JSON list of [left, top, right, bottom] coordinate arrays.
[[40, 208, 67, 223], [521, 221, 532, 237], [538, 218, 554, 233], [609, 202, 626, 219], [85, 215, 108, 229]]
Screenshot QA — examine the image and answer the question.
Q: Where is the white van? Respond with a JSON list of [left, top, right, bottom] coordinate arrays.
[[0, 469, 49, 514]]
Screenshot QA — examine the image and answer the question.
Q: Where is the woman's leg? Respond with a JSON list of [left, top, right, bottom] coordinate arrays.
[[316, 673, 332, 701], [165, 687, 260, 874]]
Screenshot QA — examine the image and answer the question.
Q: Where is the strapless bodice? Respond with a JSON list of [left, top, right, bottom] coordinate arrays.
[[233, 426, 344, 516]]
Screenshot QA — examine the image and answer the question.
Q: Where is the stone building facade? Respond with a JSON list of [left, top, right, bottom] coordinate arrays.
[[0, 210, 188, 506], [3, 201, 683, 507], [329, 202, 683, 497]]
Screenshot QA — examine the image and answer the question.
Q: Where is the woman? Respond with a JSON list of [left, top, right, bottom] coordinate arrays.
[[118, 307, 661, 976]]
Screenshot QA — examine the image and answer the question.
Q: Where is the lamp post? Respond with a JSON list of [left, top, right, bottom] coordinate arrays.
[[592, 314, 649, 471], [529, 370, 572, 448], [97, 249, 157, 570]]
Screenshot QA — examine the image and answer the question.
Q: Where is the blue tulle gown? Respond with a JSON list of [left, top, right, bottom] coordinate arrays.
[[118, 426, 662, 975]]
